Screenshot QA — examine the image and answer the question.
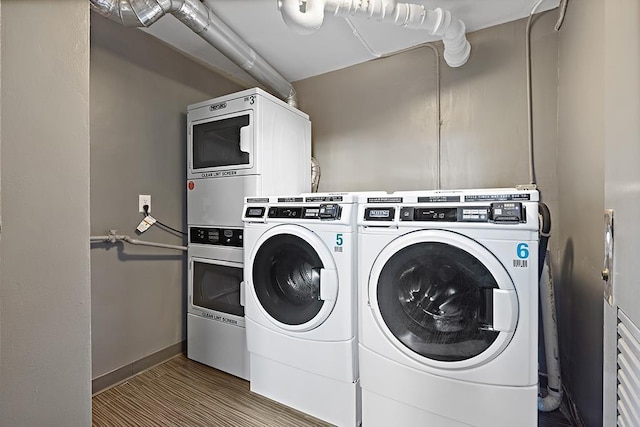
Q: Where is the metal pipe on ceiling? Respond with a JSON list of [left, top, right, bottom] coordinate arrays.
[[90, 0, 298, 107]]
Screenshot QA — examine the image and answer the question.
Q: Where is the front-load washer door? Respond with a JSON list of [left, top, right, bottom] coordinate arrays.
[[369, 229, 518, 370], [189, 257, 244, 319], [249, 224, 338, 332]]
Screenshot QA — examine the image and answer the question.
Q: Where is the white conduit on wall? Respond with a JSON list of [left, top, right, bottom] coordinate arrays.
[[90, 0, 298, 106], [90, 232, 187, 251], [278, 0, 471, 67]]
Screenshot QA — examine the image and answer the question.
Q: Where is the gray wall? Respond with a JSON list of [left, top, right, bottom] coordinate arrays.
[[295, 14, 559, 235], [557, 2, 604, 426], [90, 14, 241, 380], [0, 1, 92, 425], [295, 14, 559, 210], [296, 7, 607, 425], [0, 3, 606, 425], [296, 9, 613, 420]]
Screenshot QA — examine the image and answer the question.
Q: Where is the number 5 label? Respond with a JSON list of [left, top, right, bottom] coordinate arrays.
[[336, 234, 344, 246]]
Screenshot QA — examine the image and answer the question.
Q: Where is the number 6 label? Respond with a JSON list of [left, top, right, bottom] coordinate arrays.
[[516, 243, 529, 259]]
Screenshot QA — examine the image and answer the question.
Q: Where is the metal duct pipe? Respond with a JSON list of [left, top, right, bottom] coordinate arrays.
[[278, 0, 471, 68], [90, 0, 298, 107]]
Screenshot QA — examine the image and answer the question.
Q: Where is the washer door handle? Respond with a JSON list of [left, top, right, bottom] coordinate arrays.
[[239, 125, 252, 154], [319, 268, 338, 301], [492, 289, 518, 332], [240, 281, 245, 307]]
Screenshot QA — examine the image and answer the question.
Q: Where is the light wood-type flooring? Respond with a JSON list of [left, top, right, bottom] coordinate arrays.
[[92, 354, 331, 427], [93, 354, 574, 426]]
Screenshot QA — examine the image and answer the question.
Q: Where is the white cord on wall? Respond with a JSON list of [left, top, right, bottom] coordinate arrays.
[[424, 44, 442, 190], [525, 0, 546, 186], [525, 0, 568, 187]]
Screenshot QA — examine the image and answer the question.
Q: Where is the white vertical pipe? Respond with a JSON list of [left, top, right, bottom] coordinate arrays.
[[538, 252, 563, 411], [279, 0, 471, 67]]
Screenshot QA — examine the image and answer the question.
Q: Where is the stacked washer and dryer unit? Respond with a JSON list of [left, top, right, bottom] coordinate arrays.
[[357, 188, 540, 427], [186, 88, 310, 381]]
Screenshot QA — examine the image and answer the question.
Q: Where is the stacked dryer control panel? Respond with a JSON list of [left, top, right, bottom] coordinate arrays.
[[186, 88, 311, 380]]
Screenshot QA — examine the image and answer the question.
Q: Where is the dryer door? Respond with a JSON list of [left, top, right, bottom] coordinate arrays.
[[369, 229, 518, 370], [249, 224, 338, 332]]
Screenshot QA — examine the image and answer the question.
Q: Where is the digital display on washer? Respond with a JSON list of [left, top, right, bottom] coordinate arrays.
[[400, 207, 458, 222], [399, 207, 490, 222], [268, 207, 303, 218], [364, 207, 395, 221]]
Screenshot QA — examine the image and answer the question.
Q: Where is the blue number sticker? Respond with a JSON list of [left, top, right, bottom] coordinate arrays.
[[336, 234, 344, 246], [516, 243, 529, 259]]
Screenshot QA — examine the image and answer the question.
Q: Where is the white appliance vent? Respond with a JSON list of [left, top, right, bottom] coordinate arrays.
[[617, 310, 640, 426]]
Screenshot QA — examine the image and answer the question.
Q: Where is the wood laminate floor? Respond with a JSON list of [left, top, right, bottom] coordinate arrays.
[[93, 354, 573, 426], [92, 355, 331, 427]]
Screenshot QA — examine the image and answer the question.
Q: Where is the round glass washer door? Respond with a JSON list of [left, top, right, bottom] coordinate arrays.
[[369, 229, 518, 370], [249, 224, 338, 332]]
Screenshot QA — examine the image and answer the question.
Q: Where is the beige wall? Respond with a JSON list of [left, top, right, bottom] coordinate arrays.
[[0, 2, 606, 424], [296, 9, 608, 419], [0, 1, 91, 425], [557, 2, 604, 426], [295, 14, 558, 203], [90, 14, 241, 380], [602, 0, 640, 424]]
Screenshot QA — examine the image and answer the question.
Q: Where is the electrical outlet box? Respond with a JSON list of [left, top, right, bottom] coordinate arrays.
[[139, 195, 151, 213]]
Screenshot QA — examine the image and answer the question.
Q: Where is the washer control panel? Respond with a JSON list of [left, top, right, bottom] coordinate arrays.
[[396, 202, 525, 224], [266, 204, 342, 220]]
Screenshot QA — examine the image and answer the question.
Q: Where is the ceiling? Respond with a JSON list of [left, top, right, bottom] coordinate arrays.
[[141, 0, 559, 86]]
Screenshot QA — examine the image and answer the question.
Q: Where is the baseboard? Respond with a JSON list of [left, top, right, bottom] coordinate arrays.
[[92, 341, 186, 395]]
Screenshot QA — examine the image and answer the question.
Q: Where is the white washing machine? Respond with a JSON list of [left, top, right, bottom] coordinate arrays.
[[357, 188, 539, 427], [242, 193, 361, 427]]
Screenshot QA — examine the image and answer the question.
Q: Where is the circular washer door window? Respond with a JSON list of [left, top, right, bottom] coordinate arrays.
[[251, 225, 338, 332], [370, 230, 518, 369]]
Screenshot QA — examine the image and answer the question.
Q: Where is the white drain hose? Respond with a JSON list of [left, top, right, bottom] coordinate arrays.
[[539, 251, 563, 411], [311, 156, 321, 192], [278, 0, 471, 67]]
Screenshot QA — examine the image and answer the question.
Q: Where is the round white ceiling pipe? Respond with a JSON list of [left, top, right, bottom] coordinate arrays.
[[278, 0, 471, 68], [90, 0, 299, 107], [280, 0, 326, 35]]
